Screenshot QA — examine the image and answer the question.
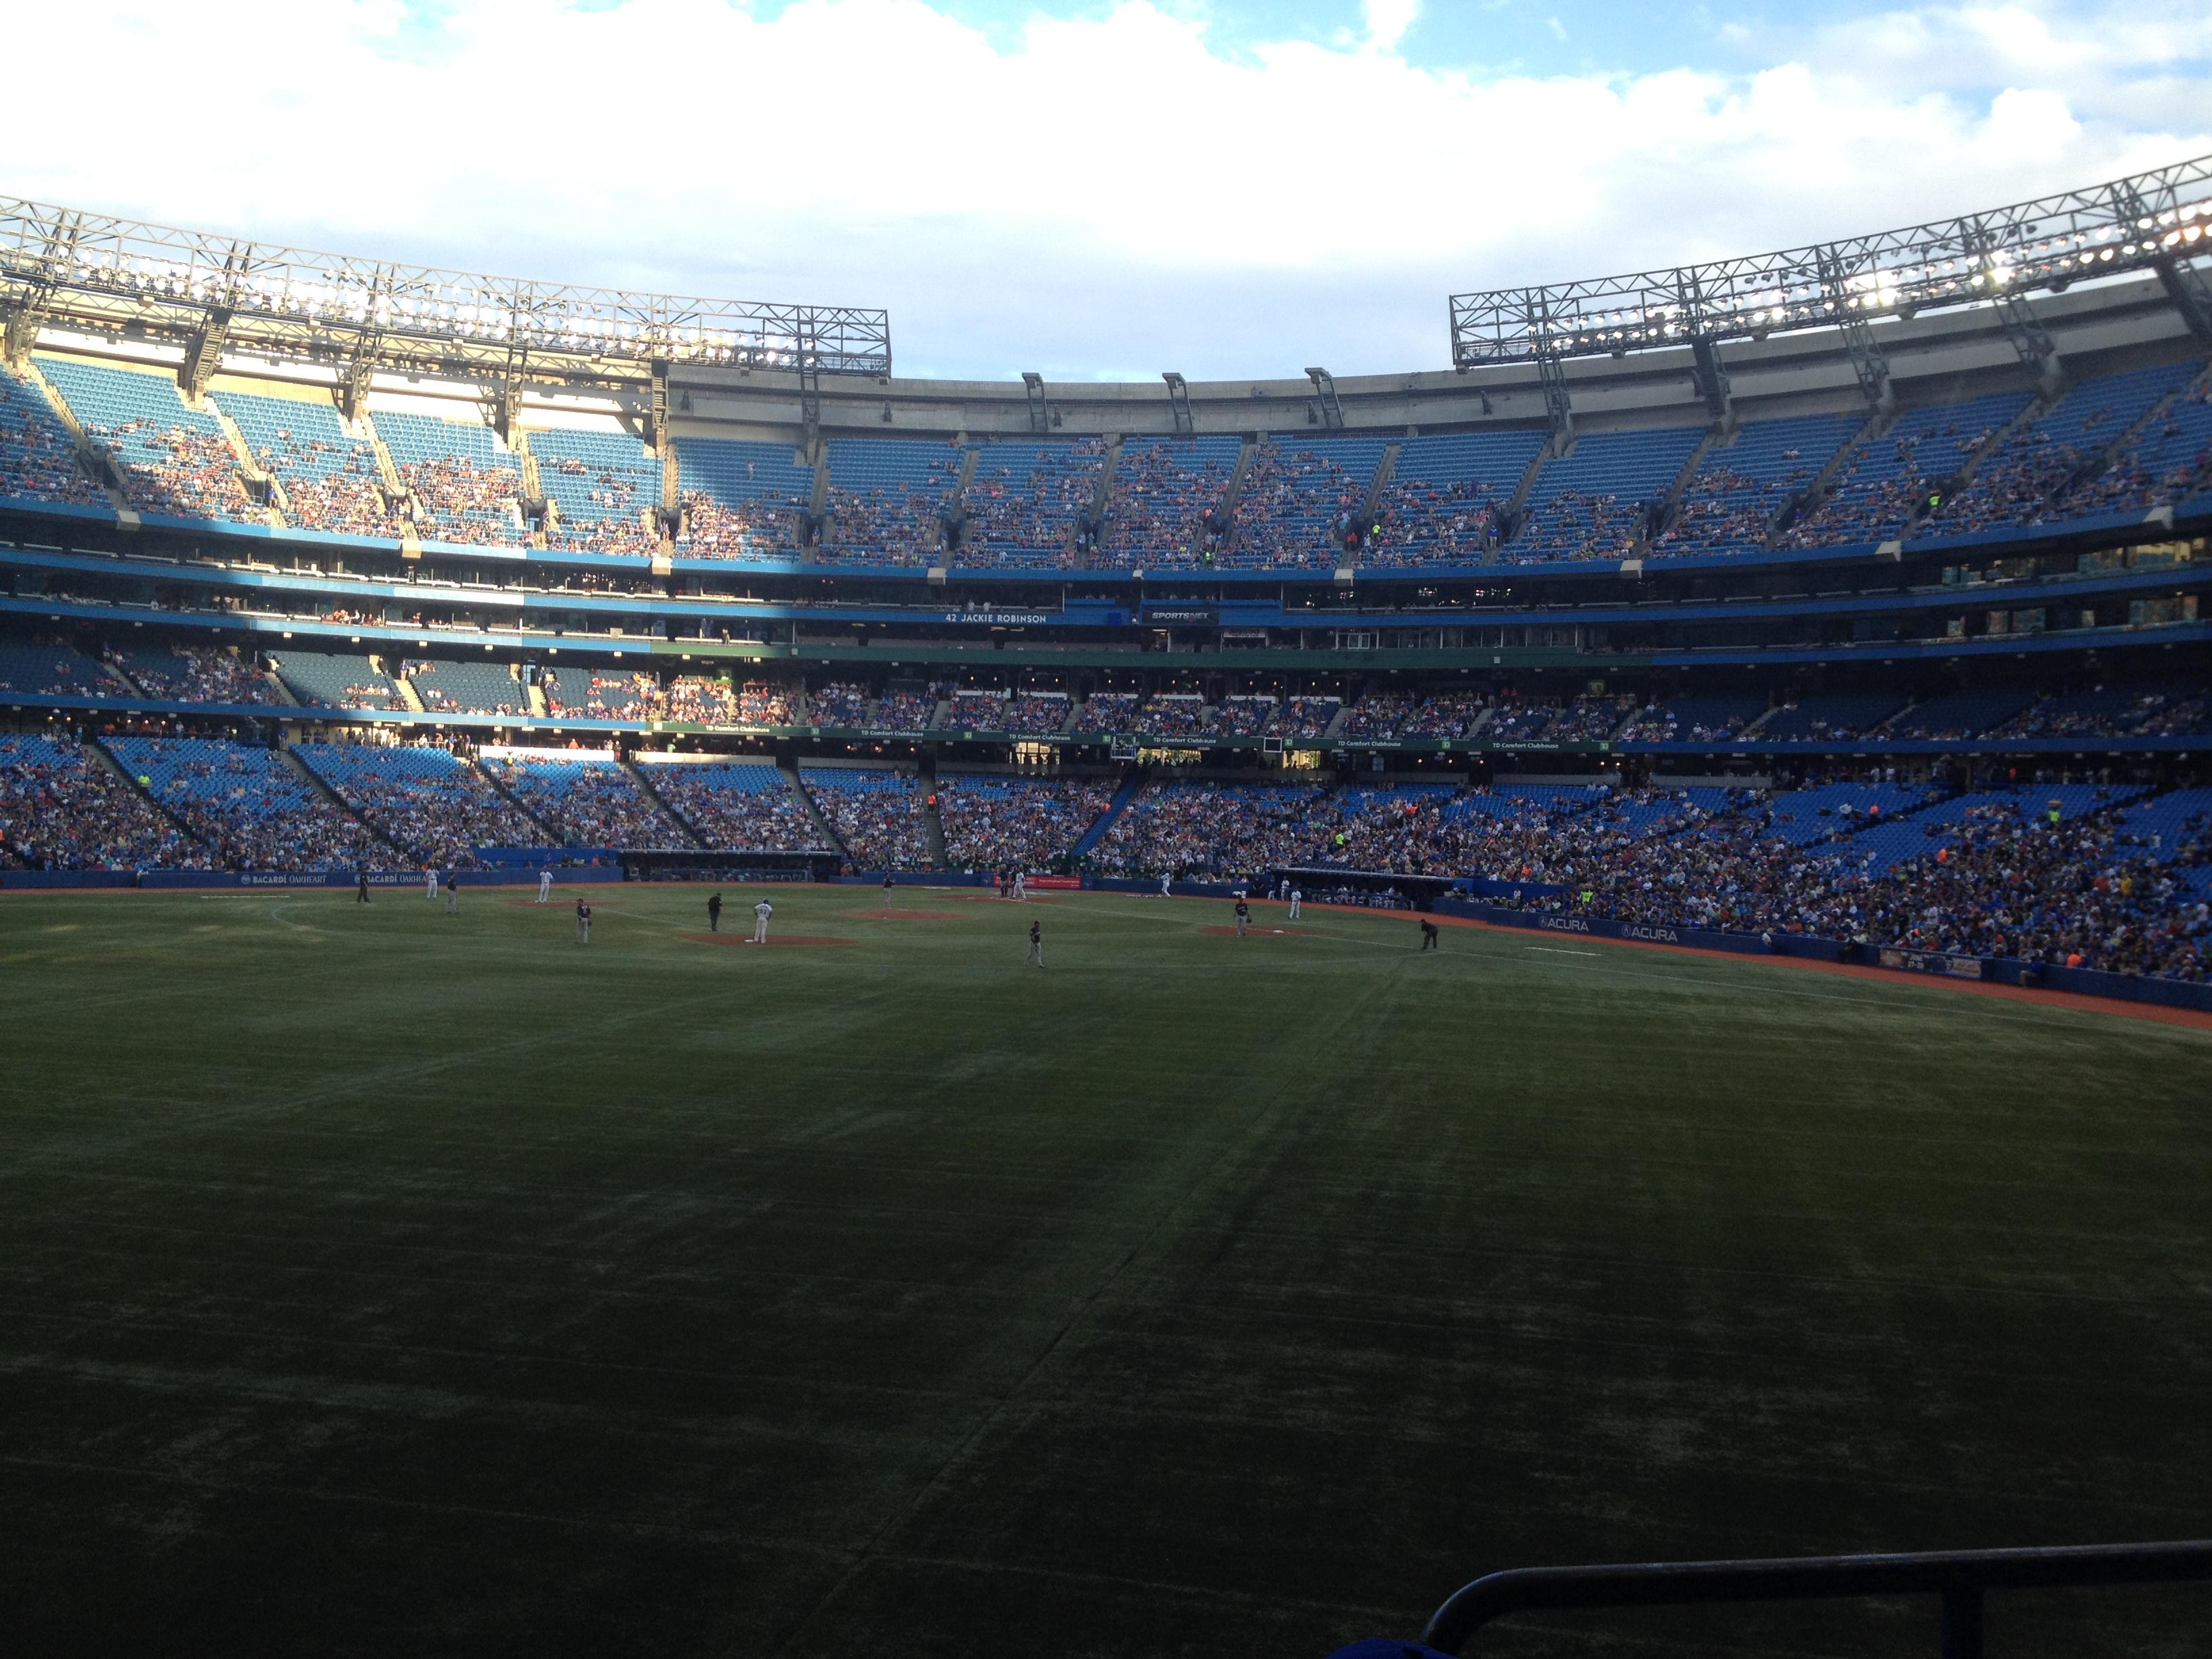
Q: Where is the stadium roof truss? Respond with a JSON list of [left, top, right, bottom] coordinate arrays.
[[0, 197, 892, 387], [1448, 154, 2212, 370]]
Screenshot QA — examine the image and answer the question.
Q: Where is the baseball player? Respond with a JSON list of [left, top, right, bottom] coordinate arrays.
[[1287, 886, 1301, 921], [537, 865, 553, 903], [575, 899, 592, 943], [425, 865, 438, 902], [1026, 918, 1044, 968], [752, 897, 773, 943]]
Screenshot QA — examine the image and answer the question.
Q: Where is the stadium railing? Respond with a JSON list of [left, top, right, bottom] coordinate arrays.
[[1383, 1538, 2212, 1658]]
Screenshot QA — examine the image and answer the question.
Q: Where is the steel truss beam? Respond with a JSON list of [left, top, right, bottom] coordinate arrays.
[[1161, 371, 1193, 436], [1021, 370, 1050, 434], [1449, 152, 2212, 368], [1304, 366, 1345, 428], [0, 195, 893, 393]]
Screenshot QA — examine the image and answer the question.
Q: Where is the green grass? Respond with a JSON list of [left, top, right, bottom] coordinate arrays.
[[3, 884, 2209, 1658]]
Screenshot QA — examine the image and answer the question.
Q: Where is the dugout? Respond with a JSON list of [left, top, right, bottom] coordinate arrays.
[[621, 850, 841, 883], [1268, 867, 1462, 912]]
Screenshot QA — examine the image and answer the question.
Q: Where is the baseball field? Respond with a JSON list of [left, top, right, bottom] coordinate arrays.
[[4, 882, 2207, 1658]]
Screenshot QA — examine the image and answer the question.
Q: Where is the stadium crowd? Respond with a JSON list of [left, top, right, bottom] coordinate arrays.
[[0, 731, 211, 869], [938, 775, 1116, 872], [486, 756, 692, 848], [649, 764, 824, 851]]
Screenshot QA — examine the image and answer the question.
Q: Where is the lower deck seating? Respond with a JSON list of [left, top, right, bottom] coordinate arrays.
[[642, 760, 824, 851], [800, 766, 933, 867], [0, 733, 209, 869], [295, 742, 542, 867], [104, 735, 369, 869], [484, 753, 694, 848], [936, 775, 1115, 869]]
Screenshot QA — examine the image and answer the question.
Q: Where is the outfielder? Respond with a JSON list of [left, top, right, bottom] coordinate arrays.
[[1026, 918, 1044, 968], [575, 899, 592, 943], [445, 873, 459, 916], [751, 897, 773, 943], [425, 865, 438, 902]]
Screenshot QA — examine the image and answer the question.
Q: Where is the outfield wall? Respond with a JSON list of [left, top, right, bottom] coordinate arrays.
[[1433, 898, 2212, 1014]]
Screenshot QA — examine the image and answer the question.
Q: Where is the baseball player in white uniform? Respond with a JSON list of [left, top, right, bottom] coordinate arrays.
[[425, 865, 438, 902], [751, 897, 773, 943], [537, 865, 553, 903], [1288, 886, 1301, 920]]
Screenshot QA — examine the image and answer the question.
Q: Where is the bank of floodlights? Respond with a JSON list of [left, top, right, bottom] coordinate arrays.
[[0, 195, 891, 382], [1446, 153, 2212, 369]]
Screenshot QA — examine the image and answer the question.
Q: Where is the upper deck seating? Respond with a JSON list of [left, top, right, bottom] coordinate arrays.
[[539, 667, 657, 721], [872, 690, 937, 733], [106, 735, 367, 869], [0, 637, 126, 697], [1886, 688, 2038, 740], [371, 409, 527, 547], [2057, 364, 2212, 518], [1100, 436, 1240, 565], [0, 732, 209, 869], [406, 659, 527, 716], [1364, 430, 1547, 566], [213, 388, 389, 537], [295, 741, 539, 866], [823, 438, 959, 566], [807, 681, 869, 726], [676, 437, 815, 560], [1228, 435, 1387, 568], [530, 427, 663, 557], [1070, 692, 1139, 735], [1988, 682, 2211, 739], [1510, 424, 1706, 560], [113, 643, 278, 705], [1206, 696, 1275, 737], [1271, 696, 1340, 738], [1337, 694, 1413, 741], [1759, 692, 1910, 741], [1616, 695, 1766, 742], [37, 355, 258, 523], [1655, 415, 1863, 557], [268, 650, 406, 710], [1932, 361, 2203, 532], [1133, 693, 1208, 739], [0, 363, 107, 507], [1784, 390, 2032, 546], [961, 438, 1103, 565]]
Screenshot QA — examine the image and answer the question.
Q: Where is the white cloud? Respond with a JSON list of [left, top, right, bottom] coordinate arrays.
[[4, 0, 2205, 380], [1364, 0, 1420, 54]]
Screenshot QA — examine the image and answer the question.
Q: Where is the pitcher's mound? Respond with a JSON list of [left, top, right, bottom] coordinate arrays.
[[681, 931, 854, 948]]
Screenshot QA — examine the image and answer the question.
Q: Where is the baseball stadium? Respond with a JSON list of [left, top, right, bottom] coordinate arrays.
[[5, 73, 2212, 1658]]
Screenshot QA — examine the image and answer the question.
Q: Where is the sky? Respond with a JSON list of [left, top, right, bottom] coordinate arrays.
[[10, 0, 2210, 382]]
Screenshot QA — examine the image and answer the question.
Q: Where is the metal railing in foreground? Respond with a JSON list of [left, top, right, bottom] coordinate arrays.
[[1415, 1540, 2212, 1658]]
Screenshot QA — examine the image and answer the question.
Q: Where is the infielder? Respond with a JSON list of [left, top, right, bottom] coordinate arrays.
[[537, 865, 553, 903], [1234, 897, 1250, 937], [1287, 886, 1301, 920], [1026, 918, 1044, 968], [1158, 872, 1171, 898], [882, 872, 895, 910], [425, 865, 438, 902], [1013, 870, 1027, 902], [751, 897, 773, 943], [575, 899, 591, 943], [445, 873, 459, 916]]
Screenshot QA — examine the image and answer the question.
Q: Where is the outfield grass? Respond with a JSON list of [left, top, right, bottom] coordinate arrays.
[[3, 883, 2209, 1658]]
